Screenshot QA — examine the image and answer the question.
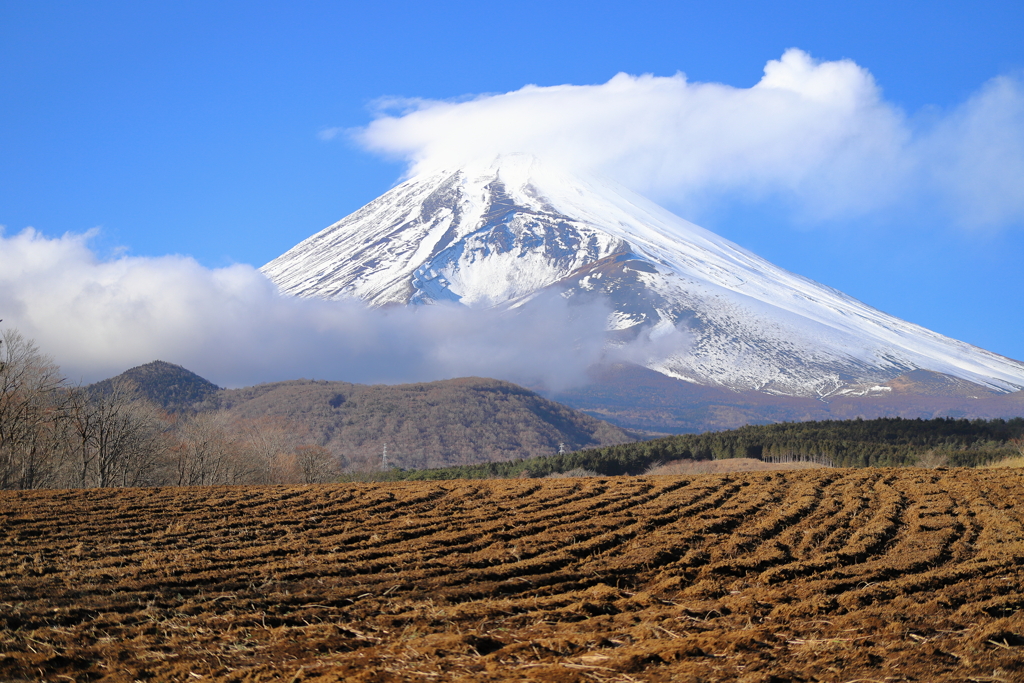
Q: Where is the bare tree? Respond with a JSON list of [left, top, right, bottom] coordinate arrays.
[[172, 412, 242, 486], [62, 379, 169, 488], [1, 324, 334, 490], [294, 444, 338, 484], [238, 417, 302, 484], [170, 413, 330, 487], [94, 380, 167, 487], [0, 329, 68, 490], [63, 385, 98, 488]]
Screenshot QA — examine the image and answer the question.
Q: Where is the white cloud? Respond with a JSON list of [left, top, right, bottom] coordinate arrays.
[[356, 48, 1024, 229], [919, 75, 1024, 230], [0, 228, 650, 389], [317, 127, 343, 141]]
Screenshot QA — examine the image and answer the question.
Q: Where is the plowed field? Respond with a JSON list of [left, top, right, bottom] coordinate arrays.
[[2, 469, 1023, 682]]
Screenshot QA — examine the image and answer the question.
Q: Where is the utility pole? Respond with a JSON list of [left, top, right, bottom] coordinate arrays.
[[381, 443, 388, 469]]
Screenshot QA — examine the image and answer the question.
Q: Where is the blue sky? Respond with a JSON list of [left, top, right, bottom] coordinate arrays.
[[1, 1, 1023, 383]]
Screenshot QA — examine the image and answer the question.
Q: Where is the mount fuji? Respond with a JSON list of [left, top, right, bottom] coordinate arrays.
[[262, 155, 1024, 427]]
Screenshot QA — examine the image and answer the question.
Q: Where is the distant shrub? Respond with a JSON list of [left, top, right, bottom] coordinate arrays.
[[546, 468, 599, 478]]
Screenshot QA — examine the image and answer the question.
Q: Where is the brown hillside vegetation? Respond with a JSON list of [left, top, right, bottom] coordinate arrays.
[[2, 470, 1023, 682], [217, 377, 634, 470], [90, 360, 221, 411]]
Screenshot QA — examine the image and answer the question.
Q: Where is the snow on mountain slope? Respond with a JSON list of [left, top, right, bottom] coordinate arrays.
[[262, 155, 1024, 397]]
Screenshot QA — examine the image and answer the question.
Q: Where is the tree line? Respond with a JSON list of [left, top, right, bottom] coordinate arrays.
[[0, 328, 337, 491], [345, 415, 1024, 481]]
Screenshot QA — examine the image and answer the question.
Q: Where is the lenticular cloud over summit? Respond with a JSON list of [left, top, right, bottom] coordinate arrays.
[[357, 49, 1024, 230]]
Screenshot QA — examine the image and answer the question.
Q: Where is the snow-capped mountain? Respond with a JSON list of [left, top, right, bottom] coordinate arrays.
[[262, 155, 1024, 398]]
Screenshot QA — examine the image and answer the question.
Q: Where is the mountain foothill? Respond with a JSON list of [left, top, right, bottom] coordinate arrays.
[[97, 360, 637, 471], [83, 357, 1024, 477]]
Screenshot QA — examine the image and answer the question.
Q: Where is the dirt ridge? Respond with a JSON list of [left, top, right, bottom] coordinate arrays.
[[1, 469, 1022, 681]]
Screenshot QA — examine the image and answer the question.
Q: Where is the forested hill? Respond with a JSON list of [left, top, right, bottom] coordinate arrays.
[[375, 416, 1024, 480], [88, 360, 220, 411], [217, 377, 636, 471]]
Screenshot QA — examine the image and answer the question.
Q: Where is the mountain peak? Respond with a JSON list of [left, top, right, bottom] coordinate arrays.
[[262, 159, 1024, 398], [89, 360, 220, 412]]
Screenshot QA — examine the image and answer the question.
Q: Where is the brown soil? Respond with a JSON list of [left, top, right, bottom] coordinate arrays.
[[2, 469, 1023, 682]]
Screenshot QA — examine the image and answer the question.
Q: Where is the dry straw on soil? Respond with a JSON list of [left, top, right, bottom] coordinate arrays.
[[645, 457, 829, 475], [984, 456, 1024, 469], [1, 468, 1023, 681]]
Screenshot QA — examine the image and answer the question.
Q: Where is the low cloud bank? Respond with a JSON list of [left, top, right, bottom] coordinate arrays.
[[0, 228, 660, 389], [357, 49, 1024, 230]]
